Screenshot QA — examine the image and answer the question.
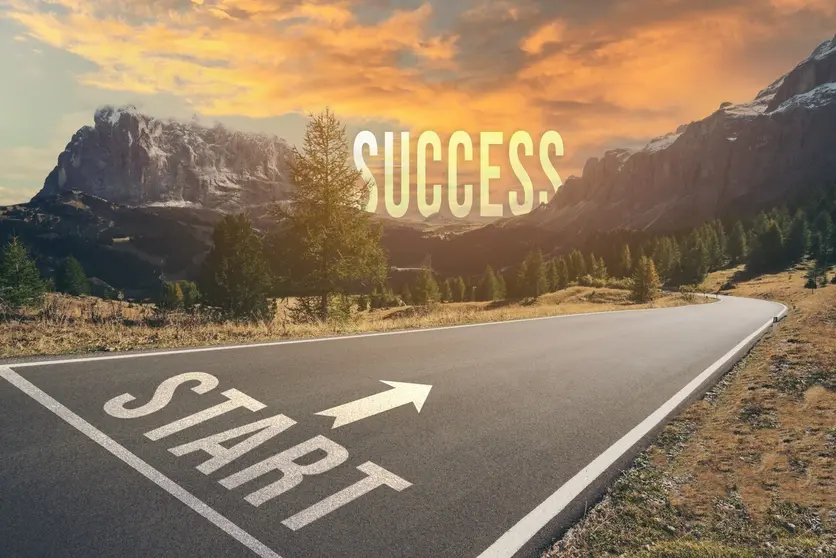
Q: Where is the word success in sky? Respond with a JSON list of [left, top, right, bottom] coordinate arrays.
[[354, 131, 564, 219]]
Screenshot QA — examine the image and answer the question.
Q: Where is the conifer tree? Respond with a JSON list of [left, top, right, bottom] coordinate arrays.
[[496, 275, 507, 299], [618, 244, 632, 278], [412, 267, 440, 305], [478, 265, 499, 301], [55, 256, 90, 296], [453, 277, 466, 303], [441, 279, 452, 303], [267, 109, 386, 321], [201, 214, 273, 321], [679, 231, 710, 284], [0, 237, 46, 312], [728, 221, 748, 265], [568, 249, 586, 282], [746, 219, 785, 274], [547, 259, 559, 292], [631, 256, 661, 303], [522, 249, 548, 298], [555, 257, 569, 290], [785, 212, 810, 264]]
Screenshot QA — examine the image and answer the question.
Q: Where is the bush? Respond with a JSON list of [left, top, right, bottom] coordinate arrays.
[[606, 277, 634, 290], [579, 274, 607, 288], [679, 284, 698, 302]]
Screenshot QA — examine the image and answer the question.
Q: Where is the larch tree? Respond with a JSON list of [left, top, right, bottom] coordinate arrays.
[[268, 109, 387, 321]]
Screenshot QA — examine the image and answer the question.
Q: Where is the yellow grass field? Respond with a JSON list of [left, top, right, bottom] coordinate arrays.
[[0, 286, 707, 359]]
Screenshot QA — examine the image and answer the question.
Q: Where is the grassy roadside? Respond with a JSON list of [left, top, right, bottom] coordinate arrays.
[[545, 266, 835, 557], [0, 286, 709, 359]]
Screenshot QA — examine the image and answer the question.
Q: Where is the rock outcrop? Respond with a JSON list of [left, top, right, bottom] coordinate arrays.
[[37, 106, 293, 212], [512, 34, 836, 238]]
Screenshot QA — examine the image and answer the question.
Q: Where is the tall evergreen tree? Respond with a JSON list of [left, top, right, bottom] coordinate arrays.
[[631, 256, 661, 303], [268, 109, 386, 321], [453, 277, 466, 303], [0, 238, 46, 312], [441, 279, 453, 303], [55, 255, 90, 296], [555, 257, 569, 290], [785, 212, 810, 264], [728, 221, 748, 265], [400, 284, 413, 305], [547, 259, 559, 292], [478, 265, 499, 301], [201, 214, 273, 321], [618, 244, 632, 278], [568, 249, 586, 282], [522, 249, 549, 298], [746, 219, 786, 274], [679, 231, 710, 284], [412, 267, 440, 305], [496, 274, 507, 299]]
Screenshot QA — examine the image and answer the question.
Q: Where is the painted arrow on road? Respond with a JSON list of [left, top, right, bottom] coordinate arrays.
[[315, 380, 433, 429]]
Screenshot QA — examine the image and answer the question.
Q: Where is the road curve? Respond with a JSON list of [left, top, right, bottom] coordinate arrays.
[[0, 296, 786, 558]]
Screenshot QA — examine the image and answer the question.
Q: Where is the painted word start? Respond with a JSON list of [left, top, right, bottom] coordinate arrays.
[[354, 131, 565, 219], [103, 372, 410, 530]]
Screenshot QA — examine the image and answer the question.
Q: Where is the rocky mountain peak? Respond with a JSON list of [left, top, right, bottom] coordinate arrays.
[[37, 106, 294, 212]]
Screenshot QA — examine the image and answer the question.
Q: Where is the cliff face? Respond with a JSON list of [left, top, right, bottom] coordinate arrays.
[[513, 35, 836, 237], [37, 106, 294, 212]]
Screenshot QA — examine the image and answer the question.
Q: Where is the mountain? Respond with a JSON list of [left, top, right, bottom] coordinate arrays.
[[2, 35, 835, 293], [37, 106, 294, 212], [502, 34, 836, 240]]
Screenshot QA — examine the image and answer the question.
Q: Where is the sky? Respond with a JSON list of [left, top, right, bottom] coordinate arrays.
[[1, 0, 835, 208]]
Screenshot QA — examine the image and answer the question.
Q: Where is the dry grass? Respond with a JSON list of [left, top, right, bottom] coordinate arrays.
[[0, 286, 707, 359], [546, 265, 835, 557]]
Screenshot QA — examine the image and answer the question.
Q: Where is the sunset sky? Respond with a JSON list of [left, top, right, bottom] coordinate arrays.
[[1, 0, 835, 207]]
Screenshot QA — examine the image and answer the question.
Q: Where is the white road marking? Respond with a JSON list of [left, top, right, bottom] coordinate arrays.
[[0, 365, 283, 558], [7, 300, 728, 369], [476, 303, 788, 558], [282, 461, 412, 531], [315, 380, 433, 429]]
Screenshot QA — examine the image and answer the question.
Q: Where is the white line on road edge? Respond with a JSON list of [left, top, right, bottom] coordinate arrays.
[[8, 299, 728, 369], [0, 365, 282, 558], [476, 303, 788, 558]]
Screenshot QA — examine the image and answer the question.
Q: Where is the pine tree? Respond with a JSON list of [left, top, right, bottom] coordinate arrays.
[[785, 212, 810, 264], [591, 254, 608, 280], [555, 257, 569, 290], [618, 244, 632, 278], [679, 231, 710, 285], [55, 256, 90, 296], [568, 249, 586, 282], [547, 259, 559, 292], [200, 214, 274, 321], [478, 265, 499, 301], [267, 109, 387, 321], [496, 275, 507, 299], [441, 279, 452, 303], [453, 277, 466, 302], [515, 260, 529, 297], [0, 238, 46, 312], [523, 249, 548, 298], [746, 219, 785, 274], [728, 221, 748, 265], [412, 267, 440, 306], [631, 256, 661, 303]]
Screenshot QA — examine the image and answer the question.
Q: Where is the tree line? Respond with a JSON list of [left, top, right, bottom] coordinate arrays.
[[3, 109, 835, 322]]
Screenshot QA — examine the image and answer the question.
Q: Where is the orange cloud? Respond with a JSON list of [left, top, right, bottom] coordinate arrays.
[[4, 0, 836, 187]]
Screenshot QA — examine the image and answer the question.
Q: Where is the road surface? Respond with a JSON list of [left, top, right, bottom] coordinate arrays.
[[0, 296, 786, 558]]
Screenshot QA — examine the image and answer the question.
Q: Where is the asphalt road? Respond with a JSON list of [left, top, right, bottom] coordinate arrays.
[[0, 296, 786, 558]]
